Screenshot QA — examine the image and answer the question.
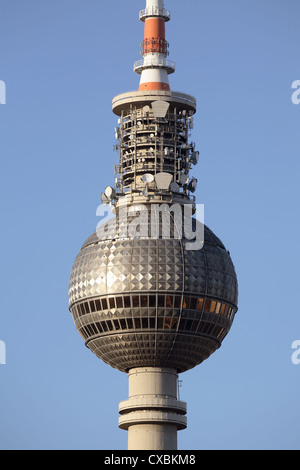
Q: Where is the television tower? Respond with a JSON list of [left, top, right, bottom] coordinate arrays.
[[68, 0, 238, 450]]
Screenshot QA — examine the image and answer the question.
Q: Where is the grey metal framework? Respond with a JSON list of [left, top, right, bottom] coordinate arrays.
[[114, 98, 193, 197]]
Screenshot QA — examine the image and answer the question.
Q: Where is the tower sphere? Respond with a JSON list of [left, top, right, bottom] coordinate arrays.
[[68, 216, 238, 373]]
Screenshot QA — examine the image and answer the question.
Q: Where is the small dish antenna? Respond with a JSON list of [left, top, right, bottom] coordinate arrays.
[[170, 182, 180, 193], [180, 174, 189, 186], [188, 177, 198, 193], [141, 174, 154, 184], [105, 186, 116, 199], [190, 151, 199, 166], [100, 193, 110, 205]]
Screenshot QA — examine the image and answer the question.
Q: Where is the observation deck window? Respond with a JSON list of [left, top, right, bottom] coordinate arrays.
[[164, 317, 178, 330], [124, 296, 131, 308], [174, 296, 181, 308], [72, 295, 236, 336], [149, 295, 156, 307], [182, 297, 190, 309], [166, 295, 173, 308]]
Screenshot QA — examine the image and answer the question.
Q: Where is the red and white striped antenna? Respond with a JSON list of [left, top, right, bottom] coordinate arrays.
[[134, 0, 175, 91]]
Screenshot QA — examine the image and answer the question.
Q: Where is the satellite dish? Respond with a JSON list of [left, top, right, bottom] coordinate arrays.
[[101, 193, 110, 205], [141, 173, 154, 184], [142, 189, 149, 197], [180, 174, 189, 186], [105, 186, 116, 200], [190, 151, 199, 166], [170, 182, 180, 193], [188, 177, 198, 193]]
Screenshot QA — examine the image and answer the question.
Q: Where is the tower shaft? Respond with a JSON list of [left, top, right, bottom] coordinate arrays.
[[119, 368, 187, 450]]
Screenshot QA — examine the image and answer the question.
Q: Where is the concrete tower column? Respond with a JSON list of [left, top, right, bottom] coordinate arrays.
[[119, 368, 187, 450]]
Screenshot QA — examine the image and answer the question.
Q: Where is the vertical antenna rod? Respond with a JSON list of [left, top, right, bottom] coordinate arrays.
[[134, 0, 175, 91]]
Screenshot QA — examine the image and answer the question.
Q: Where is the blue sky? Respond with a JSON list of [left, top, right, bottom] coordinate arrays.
[[0, 0, 299, 450]]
